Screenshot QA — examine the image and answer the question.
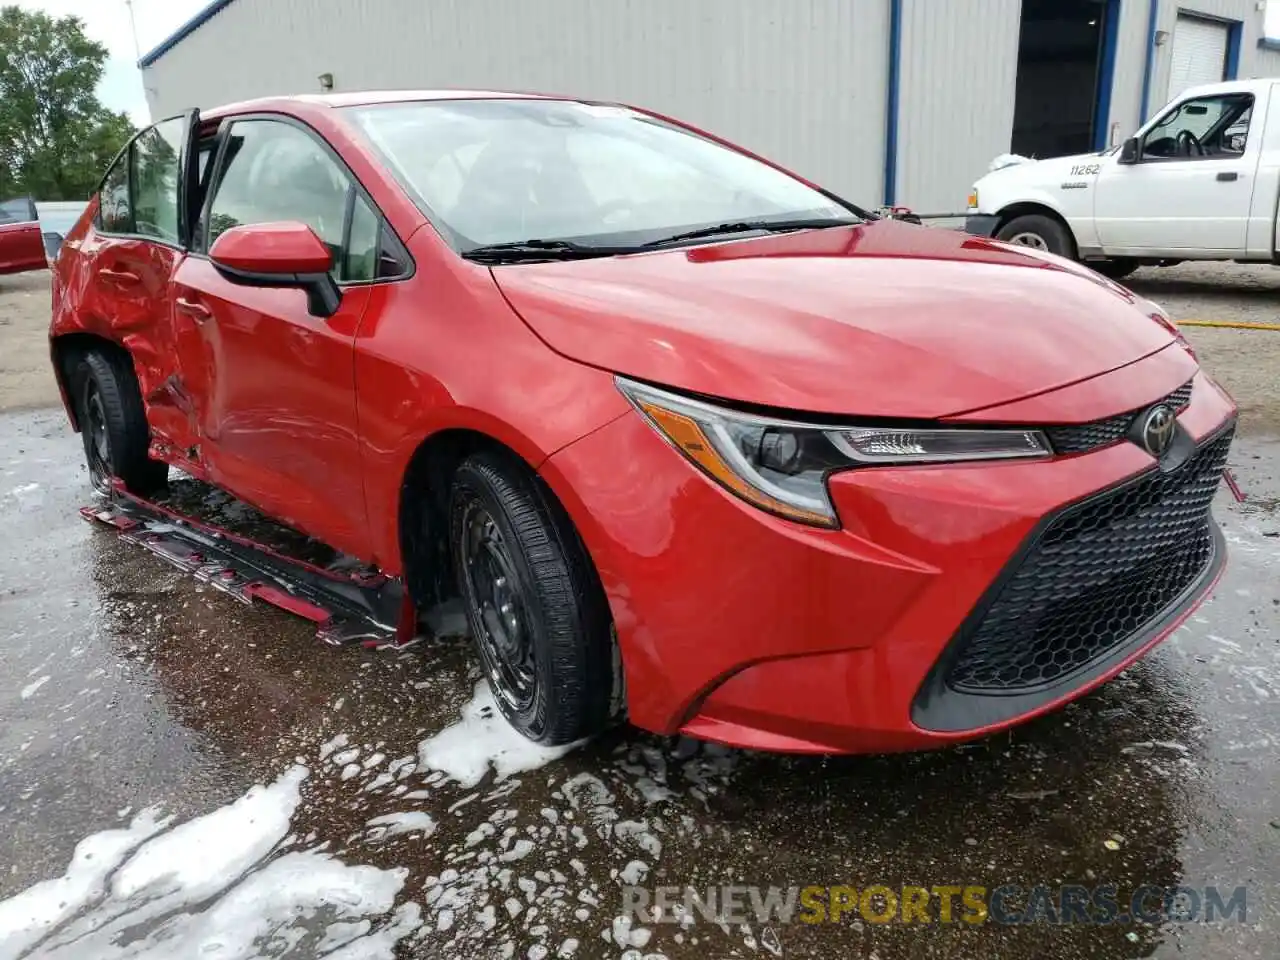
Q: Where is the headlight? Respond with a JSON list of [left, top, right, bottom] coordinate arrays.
[[617, 378, 1051, 529]]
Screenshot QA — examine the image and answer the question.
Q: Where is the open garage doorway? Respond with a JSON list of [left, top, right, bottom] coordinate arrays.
[[1012, 0, 1119, 158]]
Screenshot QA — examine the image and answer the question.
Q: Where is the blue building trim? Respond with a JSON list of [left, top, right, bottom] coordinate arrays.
[[1225, 20, 1243, 79], [1139, 0, 1161, 123], [883, 0, 903, 206], [138, 0, 237, 68], [1092, 0, 1122, 152]]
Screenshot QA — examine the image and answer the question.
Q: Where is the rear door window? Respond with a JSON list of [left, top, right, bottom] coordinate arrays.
[[130, 117, 185, 244], [99, 151, 133, 234], [0, 197, 37, 225]]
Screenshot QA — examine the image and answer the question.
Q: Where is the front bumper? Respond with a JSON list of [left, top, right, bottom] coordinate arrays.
[[540, 361, 1237, 754], [965, 214, 1001, 238]]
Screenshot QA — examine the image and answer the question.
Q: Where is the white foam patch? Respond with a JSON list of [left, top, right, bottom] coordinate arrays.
[[417, 681, 581, 789], [366, 811, 437, 840], [0, 766, 421, 959], [20, 676, 49, 699]]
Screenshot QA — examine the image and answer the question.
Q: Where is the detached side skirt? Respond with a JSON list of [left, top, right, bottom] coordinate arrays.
[[81, 485, 417, 648]]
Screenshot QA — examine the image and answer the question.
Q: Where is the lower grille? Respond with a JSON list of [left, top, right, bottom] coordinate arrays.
[[944, 426, 1233, 694]]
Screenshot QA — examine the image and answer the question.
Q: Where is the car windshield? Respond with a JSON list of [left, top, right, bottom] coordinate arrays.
[[342, 98, 858, 252]]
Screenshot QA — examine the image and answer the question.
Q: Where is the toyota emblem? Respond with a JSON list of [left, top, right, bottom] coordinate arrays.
[[1140, 404, 1177, 457]]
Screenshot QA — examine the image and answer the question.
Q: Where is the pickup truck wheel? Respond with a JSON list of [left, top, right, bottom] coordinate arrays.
[[449, 451, 615, 745], [1088, 258, 1140, 280], [75, 351, 168, 496], [996, 215, 1076, 259]]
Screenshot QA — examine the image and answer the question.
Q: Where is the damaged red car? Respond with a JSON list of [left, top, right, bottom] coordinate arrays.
[[50, 92, 1236, 753]]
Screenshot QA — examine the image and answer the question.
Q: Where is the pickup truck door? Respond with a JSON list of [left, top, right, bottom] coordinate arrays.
[[0, 197, 48, 274], [1092, 90, 1260, 254]]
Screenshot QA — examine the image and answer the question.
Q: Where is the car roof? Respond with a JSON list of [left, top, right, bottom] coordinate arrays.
[[199, 89, 578, 120]]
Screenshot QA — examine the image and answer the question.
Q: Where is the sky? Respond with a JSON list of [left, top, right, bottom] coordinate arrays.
[[14, 0, 1280, 127], [17, 0, 206, 124]]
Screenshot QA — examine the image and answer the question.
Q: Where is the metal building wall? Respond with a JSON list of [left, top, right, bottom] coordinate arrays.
[[1256, 44, 1280, 78], [143, 0, 891, 208], [1110, 0, 1266, 137], [895, 0, 1022, 214]]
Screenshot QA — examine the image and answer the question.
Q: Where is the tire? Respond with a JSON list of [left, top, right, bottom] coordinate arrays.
[[995, 214, 1076, 259], [448, 450, 615, 745], [75, 350, 168, 495], [1088, 258, 1140, 281]]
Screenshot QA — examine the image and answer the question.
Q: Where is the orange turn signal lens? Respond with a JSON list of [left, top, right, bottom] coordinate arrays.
[[634, 399, 837, 527]]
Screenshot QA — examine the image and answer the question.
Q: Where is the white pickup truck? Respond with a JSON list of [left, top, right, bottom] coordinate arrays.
[[965, 78, 1278, 279]]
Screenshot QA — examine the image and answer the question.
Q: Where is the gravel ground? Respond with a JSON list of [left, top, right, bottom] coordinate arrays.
[[0, 271, 56, 413], [0, 259, 1277, 959], [1126, 262, 1280, 435]]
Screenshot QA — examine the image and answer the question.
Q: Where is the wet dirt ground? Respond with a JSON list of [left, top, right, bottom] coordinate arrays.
[[2, 264, 1279, 959]]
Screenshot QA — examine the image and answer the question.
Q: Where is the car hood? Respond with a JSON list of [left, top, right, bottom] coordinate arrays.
[[979, 150, 1108, 189], [491, 220, 1175, 419]]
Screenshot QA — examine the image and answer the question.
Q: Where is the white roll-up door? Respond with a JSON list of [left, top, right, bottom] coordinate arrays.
[[1167, 15, 1230, 101]]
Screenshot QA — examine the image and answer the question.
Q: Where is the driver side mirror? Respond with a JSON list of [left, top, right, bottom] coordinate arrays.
[[209, 221, 342, 318], [1118, 137, 1140, 165]]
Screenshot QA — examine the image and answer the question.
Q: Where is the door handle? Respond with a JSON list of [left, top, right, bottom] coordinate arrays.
[[175, 297, 212, 322], [100, 267, 140, 284], [1217, 172, 1239, 182]]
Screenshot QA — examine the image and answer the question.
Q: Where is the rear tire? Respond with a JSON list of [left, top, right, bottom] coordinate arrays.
[[996, 214, 1076, 259], [75, 351, 168, 495], [448, 450, 615, 745], [1088, 258, 1140, 280]]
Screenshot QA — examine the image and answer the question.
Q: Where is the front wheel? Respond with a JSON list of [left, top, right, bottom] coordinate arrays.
[[75, 351, 168, 495], [448, 450, 615, 745], [995, 214, 1076, 259]]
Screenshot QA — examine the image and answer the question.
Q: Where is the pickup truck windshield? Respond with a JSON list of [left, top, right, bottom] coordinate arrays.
[[342, 99, 858, 252]]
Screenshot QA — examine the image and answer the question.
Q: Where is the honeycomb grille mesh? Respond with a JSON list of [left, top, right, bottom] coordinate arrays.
[[1045, 381, 1194, 455], [944, 427, 1232, 694]]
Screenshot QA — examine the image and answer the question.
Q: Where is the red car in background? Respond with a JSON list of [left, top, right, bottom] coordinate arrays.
[[49, 92, 1235, 753], [0, 197, 48, 275]]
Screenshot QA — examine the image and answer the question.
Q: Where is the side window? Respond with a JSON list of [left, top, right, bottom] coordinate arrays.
[[1142, 94, 1254, 161], [344, 194, 380, 282], [205, 120, 351, 272], [0, 197, 37, 224], [100, 150, 133, 234], [131, 117, 185, 244]]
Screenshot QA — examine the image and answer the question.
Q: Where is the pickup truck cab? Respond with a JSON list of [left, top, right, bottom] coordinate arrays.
[[966, 78, 1279, 279]]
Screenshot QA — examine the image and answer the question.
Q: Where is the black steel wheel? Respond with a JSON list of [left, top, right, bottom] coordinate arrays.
[[75, 350, 168, 496], [449, 450, 615, 745], [81, 375, 112, 493]]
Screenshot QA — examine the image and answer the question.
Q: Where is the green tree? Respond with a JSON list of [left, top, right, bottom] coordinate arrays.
[[0, 6, 135, 200]]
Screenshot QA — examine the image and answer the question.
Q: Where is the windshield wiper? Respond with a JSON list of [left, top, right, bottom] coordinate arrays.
[[462, 239, 634, 264], [643, 217, 861, 248]]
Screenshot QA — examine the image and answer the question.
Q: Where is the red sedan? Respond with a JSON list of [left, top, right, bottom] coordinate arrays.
[[0, 197, 49, 275], [49, 92, 1235, 753]]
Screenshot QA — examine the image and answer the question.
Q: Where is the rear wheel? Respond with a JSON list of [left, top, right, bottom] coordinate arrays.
[[448, 450, 614, 745], [995, 214, 1076, 259], [75, 351, 168, 495]]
